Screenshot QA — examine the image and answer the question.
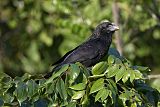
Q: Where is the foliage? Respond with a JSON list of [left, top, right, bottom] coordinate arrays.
[[0, 48, 159, 107], [1, 0, 160, 75], [0, 0, 160, 106]]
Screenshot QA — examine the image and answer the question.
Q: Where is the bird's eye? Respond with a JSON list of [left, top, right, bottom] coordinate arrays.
[[102, 27, 106, 31], [108, 25, 112, 28]]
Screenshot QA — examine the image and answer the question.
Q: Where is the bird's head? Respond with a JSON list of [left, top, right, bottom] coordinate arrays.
[[93, 21, 119, 37], [98, 21, 119, 33]]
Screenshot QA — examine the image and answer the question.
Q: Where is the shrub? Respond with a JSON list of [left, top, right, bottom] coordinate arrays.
[[0, 48, 159, 107]]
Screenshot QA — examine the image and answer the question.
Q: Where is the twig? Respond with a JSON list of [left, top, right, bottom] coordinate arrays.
[[148, 74, 160, 79], [112, 1, 123, 55]]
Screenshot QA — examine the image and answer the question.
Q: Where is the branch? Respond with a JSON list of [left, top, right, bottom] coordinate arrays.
[[148, 74, 160, 79], [112, 1, 123, 55]]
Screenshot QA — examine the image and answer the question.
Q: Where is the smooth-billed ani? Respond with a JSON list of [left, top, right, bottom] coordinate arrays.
[[44, 21, 119, 78]]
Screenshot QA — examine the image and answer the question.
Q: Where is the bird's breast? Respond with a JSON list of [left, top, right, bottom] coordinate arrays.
[[98, 39, 111, 56]]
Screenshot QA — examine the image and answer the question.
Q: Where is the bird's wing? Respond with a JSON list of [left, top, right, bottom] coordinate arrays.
[[52, 46, 80, 66], [52, 39, 100, 66], [59, 39, 100, 65]]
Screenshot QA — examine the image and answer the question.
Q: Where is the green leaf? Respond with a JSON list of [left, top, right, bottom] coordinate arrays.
[[45, 64, 69, 85], [122, 71, 130, 83], [101, 89, 110, 102], [69, 64, 80, 84], [46, 82, 56, 94], [69, 83, 86, 90], [72, 90, 85, 99], [1, 93, 14, 104], [119, 90, 134, 101], [1, 76, 12, 83], [107, 79, 118, 104], [130, 70, 135, 83], [89, 74, 105, 79], [66, 102, 76, 107], [115, 66, 126, 82], [108, 55, 115, 64], [107, 65, 118, 78], [133, 66, 149, 71], [70, 64, 80, 80], [90, 78, 104, 94], [82, 74, 88, 84], [95, 88, 109, 102], [81, 94, 89, 105], [131, 102, 137, 107], [27, 80, 38, 98], [115, 58, 122, 64], [1, 76, 13, 90], [56, 78, 67, 100], [107, 79, 118, 94], [119, 91, 132, 105], [61, 100, 68, 106], [39, 79, 46, 86], [134, 70, 143, 79], [95, 88, 104, 102], [108, 90, 113, 103], [119, 93, 128, 101], [14, 82, 28, 103], [92, 62, 107, 75]]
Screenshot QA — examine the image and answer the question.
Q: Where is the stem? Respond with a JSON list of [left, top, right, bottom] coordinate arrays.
[[112, 1, 123, 55], [148, 74, 160, 79]]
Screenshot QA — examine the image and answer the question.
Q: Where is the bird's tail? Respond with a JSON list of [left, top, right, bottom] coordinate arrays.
[[44, 70, 54, 79], [44, 64, 62, 79], [44, 66, 59, 79]]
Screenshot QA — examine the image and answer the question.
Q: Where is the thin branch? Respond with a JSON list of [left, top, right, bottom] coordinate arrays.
[[148, 74, 160, 79], [112, 1, 123, 55]]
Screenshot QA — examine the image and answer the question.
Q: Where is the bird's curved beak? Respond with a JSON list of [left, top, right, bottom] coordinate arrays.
[[109, 23, 119, 31]]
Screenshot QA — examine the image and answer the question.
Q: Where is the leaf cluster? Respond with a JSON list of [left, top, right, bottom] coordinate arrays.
[[0, 49, 159, 107]]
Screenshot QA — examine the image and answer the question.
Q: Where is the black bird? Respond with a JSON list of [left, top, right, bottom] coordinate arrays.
[[45, 21, 119, 78]]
